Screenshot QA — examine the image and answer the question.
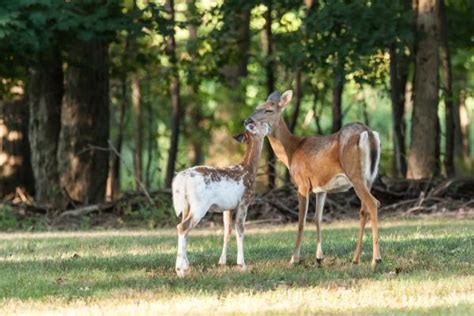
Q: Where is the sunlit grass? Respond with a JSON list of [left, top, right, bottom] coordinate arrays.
[[0, 217, 473, 315]]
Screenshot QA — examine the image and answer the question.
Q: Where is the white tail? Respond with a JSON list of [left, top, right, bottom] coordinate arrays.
[[359, 131, 381, 185], [172, 173, 187, 217], [359, 131, 372, 184]]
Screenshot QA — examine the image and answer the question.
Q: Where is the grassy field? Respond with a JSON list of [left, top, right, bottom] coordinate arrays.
[[0, 217, 473, 315]]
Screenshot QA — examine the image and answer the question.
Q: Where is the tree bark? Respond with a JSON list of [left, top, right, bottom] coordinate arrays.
[[58, 39, 110, 204], [439, 0, 455, 176], [28, 48, 63, 204], [289, 69, 302, 133], [221, 2, 251, 86], [389, 45, 409, 178], [106, 77, 127, 201], [407, 0, 440, 179], [131, 72, 143, 189], [164, 0, 182, 188], [264, 0, 276, 190], [456, 89, 470, 163], [332, 57, 344, 133], [187, 0, 204, 166], [0, 98, 34, 197]]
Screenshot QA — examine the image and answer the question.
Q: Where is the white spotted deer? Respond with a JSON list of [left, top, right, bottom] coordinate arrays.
[[172, 121, 270, 277], [245, 90, 382, 267]]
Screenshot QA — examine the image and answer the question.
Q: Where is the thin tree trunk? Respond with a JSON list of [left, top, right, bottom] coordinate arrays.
[[264, 0, 276, 190], [289, 69, 302, 133], [389, 44, 409, 178], [312, 90, 323, 135], [439, 0, 455, 176], [164, 0, 182, 188], [106, 77, 127, 201], [58, 39, 110, 204], [28, 48, 63, 204], [407, 0, 440, 179], [144, 74, 154, 188], [332, 57, 344, 133], [131, 72, 143, 189], [457, 89, 470, 163]]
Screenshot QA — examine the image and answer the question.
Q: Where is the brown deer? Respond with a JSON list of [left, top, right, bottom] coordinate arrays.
[[245, 90, 382, 267]]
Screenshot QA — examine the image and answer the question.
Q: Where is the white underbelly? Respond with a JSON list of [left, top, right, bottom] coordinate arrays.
[[312, 174, 353, 193]]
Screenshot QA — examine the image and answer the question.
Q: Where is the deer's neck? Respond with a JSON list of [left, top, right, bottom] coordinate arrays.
[[242, 136, 265, 176], [268, 116, 302, 168]]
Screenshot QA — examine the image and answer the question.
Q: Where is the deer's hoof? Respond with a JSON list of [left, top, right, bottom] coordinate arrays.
[[237, 264, 247, 271], [316, 258, 323, 266], [371, 258, 382, 269], [289, 256, 300, 266]]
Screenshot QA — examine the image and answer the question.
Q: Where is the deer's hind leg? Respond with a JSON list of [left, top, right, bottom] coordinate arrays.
[[175, 205, 203, 277], [351, 181, 381, 267], [315, 192, 327, 265]]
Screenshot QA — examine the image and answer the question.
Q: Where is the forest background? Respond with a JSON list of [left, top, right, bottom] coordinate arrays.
[[0, 0, 473, 228]]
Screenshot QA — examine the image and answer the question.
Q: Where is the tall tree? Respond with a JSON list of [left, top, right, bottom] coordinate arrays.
[[106, 77, 127, 201], [131, 72, 144, 188], [28, 48, 64, 204], [58, 39, 110, 203], [186, 0, 204, 166], [0, 98, 34, 197], [407, 0, 440, 179], [439, 0, 455, 176], [264, 0, 276, 189], [389, 45, 409, 177], [164, 0, 182, 188], [331, 56, 344, 133]]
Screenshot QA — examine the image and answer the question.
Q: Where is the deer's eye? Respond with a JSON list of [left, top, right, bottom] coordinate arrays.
[[265, 110, 274, 113]]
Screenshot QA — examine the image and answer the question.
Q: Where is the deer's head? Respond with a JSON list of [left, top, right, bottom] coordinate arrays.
[[233, 121, 270, 143], [244, 90, 293, 131]]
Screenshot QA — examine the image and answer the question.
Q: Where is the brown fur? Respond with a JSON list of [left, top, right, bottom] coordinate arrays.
[[246, 91, 381, 267]]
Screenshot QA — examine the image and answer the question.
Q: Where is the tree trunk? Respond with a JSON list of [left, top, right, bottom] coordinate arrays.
[[164, 0, 182, 188], [58, 39, 110, 204], [264, 0, 276, 190], [456, 89, 470, 163], [28, 48, 63, 204], [144, 74, 155, 188], [407, 0, 440, 179], [289, 69, 302, 133], [106, 77, 127, 201], [0, 98, 35, 198], [389, 45, 409, 178], [131, 72, 143, 189], [221, 2, 251, 86], [187, 0, 203, 166], [439, 0, 455, 176], [332, 58, 344, 133]]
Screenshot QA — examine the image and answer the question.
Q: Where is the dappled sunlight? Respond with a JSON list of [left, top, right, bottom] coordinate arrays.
[[2, 276, 473, 315], [0, 218, 472, 314]]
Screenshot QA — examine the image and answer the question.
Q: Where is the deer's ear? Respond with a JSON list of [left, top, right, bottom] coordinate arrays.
[[233, 133, 247, 143], [279, 90, 293, 108], [267, 91, 281, 102]]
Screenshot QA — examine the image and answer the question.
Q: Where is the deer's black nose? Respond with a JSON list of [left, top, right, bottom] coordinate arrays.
[[244, 117, 254, 125]]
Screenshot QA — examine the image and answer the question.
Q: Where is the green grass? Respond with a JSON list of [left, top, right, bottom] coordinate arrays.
[[0, 217, 473, 315]]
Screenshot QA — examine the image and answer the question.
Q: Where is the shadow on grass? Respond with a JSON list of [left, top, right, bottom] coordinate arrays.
[[0, 227, 472, 300]]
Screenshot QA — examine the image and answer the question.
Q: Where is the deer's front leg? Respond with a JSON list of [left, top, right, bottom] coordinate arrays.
[[219, 210, 232, 266], [235, 205, 248, 269], [290, 190, 309, 265]]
